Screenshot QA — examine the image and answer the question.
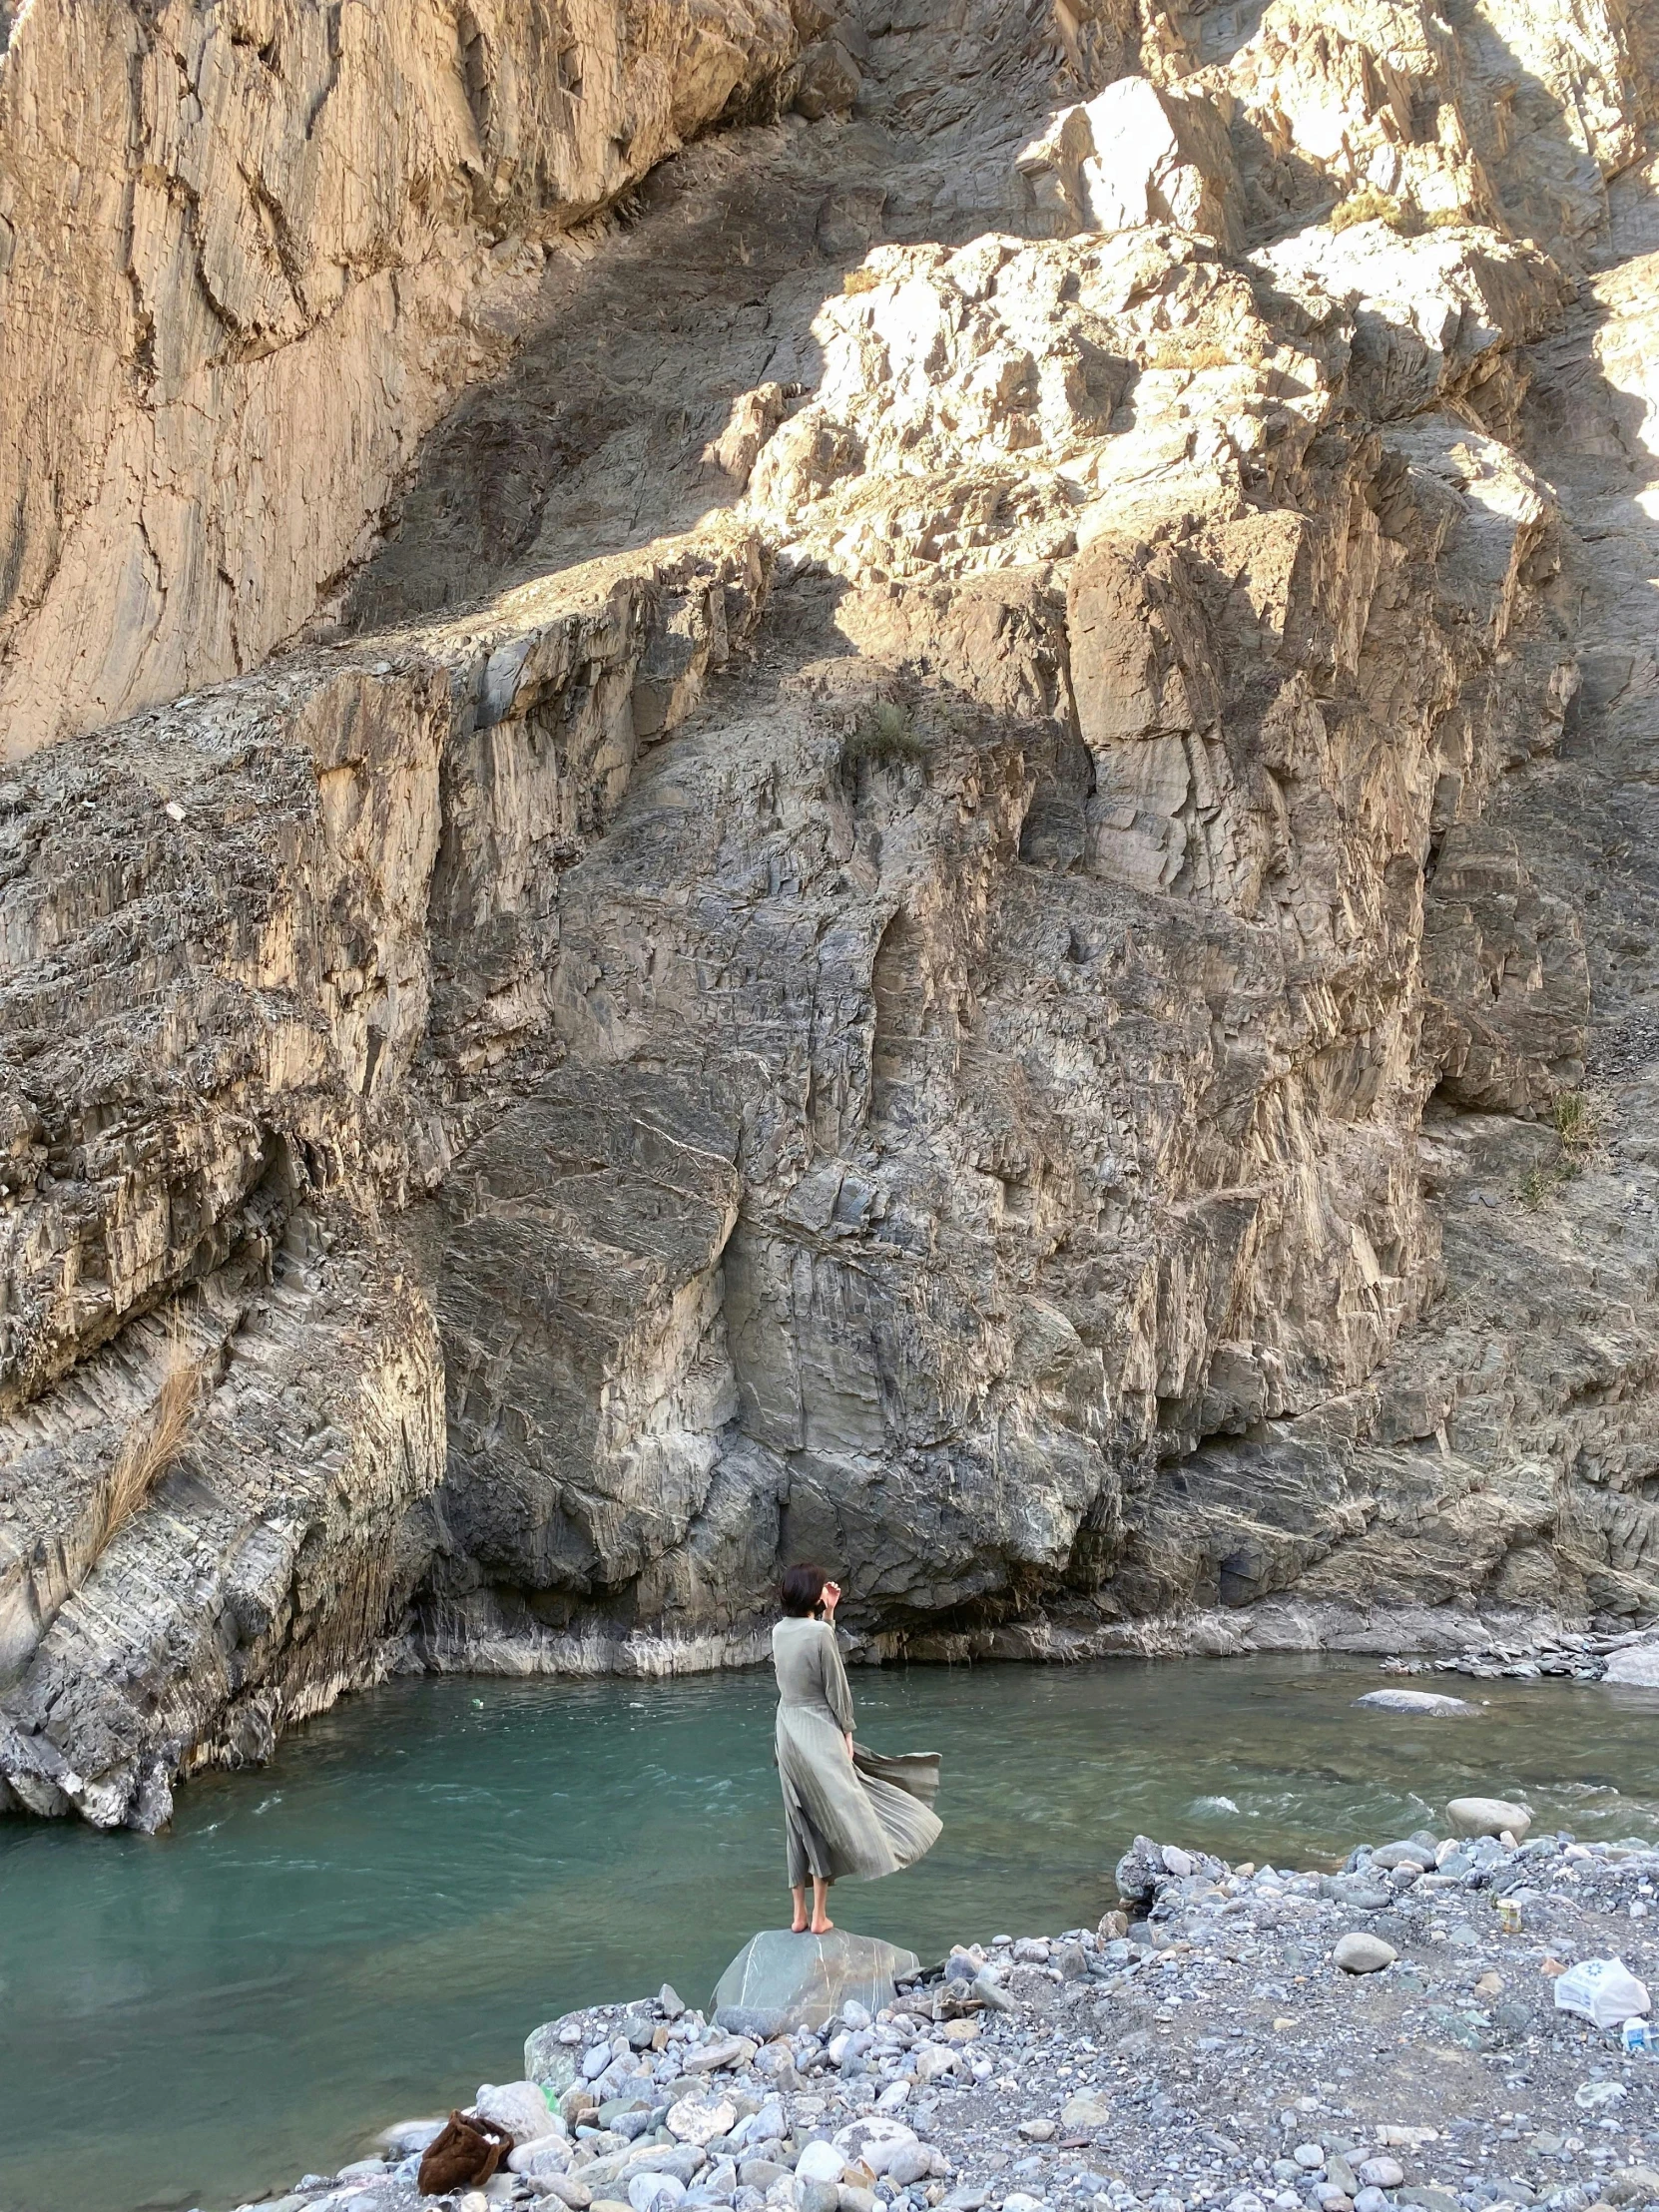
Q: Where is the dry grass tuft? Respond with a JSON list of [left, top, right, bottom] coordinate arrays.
[[843, 700, 926, 776], [1553, 1089, 1597, 1151], [1145, 336, 1238, 372], [91, 1338, 202, 1564], [1329, 184, 1409, 234], [842, 267, 881, 296], [1518, 1164, 1555, 1211]]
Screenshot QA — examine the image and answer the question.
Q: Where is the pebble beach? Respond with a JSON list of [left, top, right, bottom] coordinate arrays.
[[238, 1806, 1659, 2212]]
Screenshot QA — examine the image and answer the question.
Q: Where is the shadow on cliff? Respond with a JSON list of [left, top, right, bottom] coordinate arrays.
[[341, 128, 862, 629]]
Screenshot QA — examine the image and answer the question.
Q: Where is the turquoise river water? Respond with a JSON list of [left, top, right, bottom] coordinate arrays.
[[5, 1654, 1659, 2212]]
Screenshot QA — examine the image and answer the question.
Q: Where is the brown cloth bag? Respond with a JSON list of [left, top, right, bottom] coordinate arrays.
[[416, 2108, 512, 2195]]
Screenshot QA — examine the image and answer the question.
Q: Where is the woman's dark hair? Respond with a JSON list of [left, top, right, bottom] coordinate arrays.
[[781, 1562, 828, 1617]]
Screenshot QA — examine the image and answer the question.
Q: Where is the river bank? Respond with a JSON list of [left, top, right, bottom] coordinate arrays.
[[12, 1658, 1659, 2212], [409, 1603, 1659, 1684], [233, 1815, 1659, 2212]]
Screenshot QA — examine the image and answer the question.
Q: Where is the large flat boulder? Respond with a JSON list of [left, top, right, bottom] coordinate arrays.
[[712, 1930, 919, 2032]]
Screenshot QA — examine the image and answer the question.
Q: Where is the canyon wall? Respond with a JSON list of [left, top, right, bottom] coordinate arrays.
[[5, 0, 1659, 1824], [0, 0, 797, 752]]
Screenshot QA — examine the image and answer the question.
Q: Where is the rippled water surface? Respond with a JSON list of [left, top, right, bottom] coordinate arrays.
[[6, 1654, 1659, 2212]]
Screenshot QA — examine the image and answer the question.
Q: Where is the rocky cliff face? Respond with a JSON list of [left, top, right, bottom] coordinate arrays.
[[0, 0, 797, 752], [5, 0, 1659, 1827]]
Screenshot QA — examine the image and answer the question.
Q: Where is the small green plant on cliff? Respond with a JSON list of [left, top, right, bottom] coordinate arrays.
[[1329, 184, 1410, 235], [89, 1333, 202, 1566], [843, 701, 926, 777], [1554, 1090, 1597, 1151], [1516, 1091, 1600, 1210], [1518, 1164, 1555, 1211]]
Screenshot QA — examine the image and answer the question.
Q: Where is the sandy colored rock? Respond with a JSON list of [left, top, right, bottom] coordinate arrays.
[[1447, 1798, 1532, 1840], [0, 0, 799, 756]]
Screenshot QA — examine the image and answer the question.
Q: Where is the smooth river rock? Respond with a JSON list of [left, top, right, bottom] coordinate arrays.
[[1446, 1797, 1532, 1840], [712, 1931, 920, 2033], [1354, 1690, 1478, 1718], [1333, 1933, 1399, 1974], [830, 2118, 920, 2179]]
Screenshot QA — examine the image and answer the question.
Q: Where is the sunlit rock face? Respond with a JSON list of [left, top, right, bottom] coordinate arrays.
[[5, 0, 1659, 1823], [0, 0, 798, 755]]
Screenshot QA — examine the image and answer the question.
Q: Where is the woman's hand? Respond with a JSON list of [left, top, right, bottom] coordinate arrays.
[[821, 1579, 841, 1620]]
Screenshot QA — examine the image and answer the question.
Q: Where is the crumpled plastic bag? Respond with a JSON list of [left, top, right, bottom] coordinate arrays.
[[1553, 1957, 1652, 2029]]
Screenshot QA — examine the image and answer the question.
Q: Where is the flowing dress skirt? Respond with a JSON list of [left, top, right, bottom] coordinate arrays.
[[777, 1705, 942, 1884]]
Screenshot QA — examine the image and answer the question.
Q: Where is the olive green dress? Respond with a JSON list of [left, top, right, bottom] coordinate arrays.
[[772, 1616, 942, 1886]]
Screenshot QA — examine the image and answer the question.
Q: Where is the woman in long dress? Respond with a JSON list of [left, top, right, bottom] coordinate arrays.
[[772, 1561, 942, 1936]]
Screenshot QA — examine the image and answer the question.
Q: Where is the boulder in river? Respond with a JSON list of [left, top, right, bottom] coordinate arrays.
[[712, 1929, 919, 2033], [1354, 1689, 1477, 1717], [1603, 1644, 1659, 1687], [1446, 1796, 1531, 1839]]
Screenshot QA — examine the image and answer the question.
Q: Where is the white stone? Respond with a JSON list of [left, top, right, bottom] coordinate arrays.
[[682, 2036, 758, 2075], [797, 2145, 848, 2186], [1605, 1643, 1659, 1687], [510, 2136, 575, 2180], [378, 2118, 446, 2156], [668, 2098, 739, 2148], [477, 2080, 560, 2146], [1358, 2161, 1405, 2190], [830, 2118, 918, 2177], [1354, 1689, 1477, 1717], [1061, 2089, 1113, 2128], [914, 2045, 961, 2086]]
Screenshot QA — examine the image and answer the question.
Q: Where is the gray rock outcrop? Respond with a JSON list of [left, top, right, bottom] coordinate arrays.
[[6, 0, 1659, 1824]]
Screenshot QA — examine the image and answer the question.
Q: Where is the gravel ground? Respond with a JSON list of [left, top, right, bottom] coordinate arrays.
[[246, 1824, 1659, 2212]]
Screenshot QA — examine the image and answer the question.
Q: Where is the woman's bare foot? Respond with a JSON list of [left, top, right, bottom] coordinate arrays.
[[810, 1915, 834, 1935], [791, 1915, 810, 1933]]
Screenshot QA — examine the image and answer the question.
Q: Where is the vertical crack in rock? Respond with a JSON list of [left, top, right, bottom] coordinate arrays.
[[7, 0, 1659, 1822]]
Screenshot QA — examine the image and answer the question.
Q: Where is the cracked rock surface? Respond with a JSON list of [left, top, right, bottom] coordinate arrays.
[[7, 0, 1659, 1824]]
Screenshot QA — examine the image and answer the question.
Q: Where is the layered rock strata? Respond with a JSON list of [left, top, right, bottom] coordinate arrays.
[[0, 0, 798, 752], [6, 0, 1659, 1823]]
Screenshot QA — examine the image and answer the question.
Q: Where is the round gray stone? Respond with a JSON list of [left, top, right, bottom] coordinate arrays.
[[1333, 1932, 1398, 1974]]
